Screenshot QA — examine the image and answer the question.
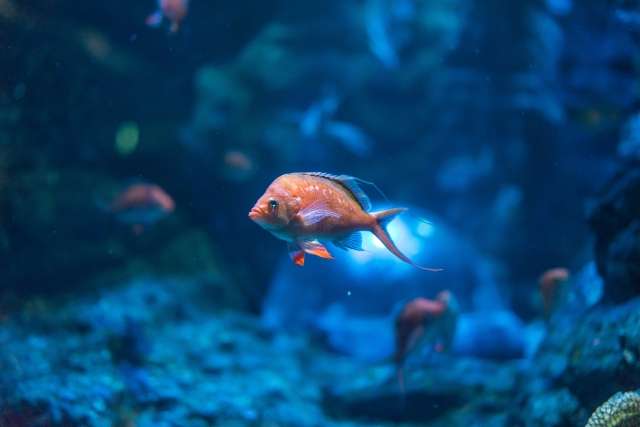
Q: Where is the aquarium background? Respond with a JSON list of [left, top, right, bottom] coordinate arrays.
[[1, 0, 640, 426]]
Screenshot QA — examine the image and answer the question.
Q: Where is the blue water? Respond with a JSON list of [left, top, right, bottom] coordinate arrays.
[[1, 1, 639, 426]]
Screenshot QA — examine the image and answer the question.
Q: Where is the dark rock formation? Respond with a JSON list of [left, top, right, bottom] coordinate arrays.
[[588, 163, 640, 303]]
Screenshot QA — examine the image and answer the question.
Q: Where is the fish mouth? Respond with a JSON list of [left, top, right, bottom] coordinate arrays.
[[248, 207, 261, 221]]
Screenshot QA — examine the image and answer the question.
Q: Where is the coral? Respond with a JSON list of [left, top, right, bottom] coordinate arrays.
[[586, 391, 640, 427]]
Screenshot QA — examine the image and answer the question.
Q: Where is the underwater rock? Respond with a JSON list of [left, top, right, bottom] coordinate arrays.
[[315, 305, 393, 361], [452, 311, 530, 360], [0, 279, 389, 427], [323, 356, 519, 424], [524, 388, 586, 427], [588, 163, 640, 303], [536, 297, 640, 409]]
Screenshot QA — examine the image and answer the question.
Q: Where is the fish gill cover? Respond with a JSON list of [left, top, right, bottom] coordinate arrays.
[[0, 0, 639, 426]]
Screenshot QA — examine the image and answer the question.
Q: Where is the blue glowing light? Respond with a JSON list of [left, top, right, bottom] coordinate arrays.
[[343, 210, 439, 277]]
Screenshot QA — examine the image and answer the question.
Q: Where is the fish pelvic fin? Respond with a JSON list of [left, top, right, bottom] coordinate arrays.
[[300, 240, 333, 260], [288, 243, 305, 266], [370, 208, 443, 272], [146, 10, 164, 27]]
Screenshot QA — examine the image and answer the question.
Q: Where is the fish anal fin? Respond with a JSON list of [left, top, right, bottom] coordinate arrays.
[[288, 243, 305, 266], [300, 240, 333, 260], [334, 232, 363, 251]]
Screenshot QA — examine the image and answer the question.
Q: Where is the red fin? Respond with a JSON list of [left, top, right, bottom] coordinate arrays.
[[300, 241, 333, 260], [288, 243, 305, 266], [371, 209, 443, 272], [292, 251, 305, 266]]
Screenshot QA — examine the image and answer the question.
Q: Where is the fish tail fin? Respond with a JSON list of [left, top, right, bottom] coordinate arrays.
[[372, 207, 406, 228], [146, 10, 163, 27], [371, 208, 443, 272]]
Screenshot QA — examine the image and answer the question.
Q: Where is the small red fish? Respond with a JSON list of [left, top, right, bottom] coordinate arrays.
[[106, 183, 175, 234], [248, 172, 441, 270], [146, 0, 189, 33], [539, 267, 570, 318], [394, 291, 452, 393]]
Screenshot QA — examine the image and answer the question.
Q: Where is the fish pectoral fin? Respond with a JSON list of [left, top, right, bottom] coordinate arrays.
[[300, 240, 333, 260], [297, 201, 340, 227], [288, 243, 305, 266], [334, 232, 363, 251]]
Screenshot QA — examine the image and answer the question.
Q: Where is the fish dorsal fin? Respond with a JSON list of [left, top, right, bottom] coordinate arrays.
[[302, 172, 372, 211]]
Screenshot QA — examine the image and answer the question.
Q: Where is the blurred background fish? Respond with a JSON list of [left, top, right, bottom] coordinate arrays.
[[284, 89, 373, 157], [393, 291, 459, 392], [100, 182, 175, 234], [538, 267, 570, 319], [146, 0, 189, 33]]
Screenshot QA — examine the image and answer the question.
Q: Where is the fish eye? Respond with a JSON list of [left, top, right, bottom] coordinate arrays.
[[268, 198, 279, 213]]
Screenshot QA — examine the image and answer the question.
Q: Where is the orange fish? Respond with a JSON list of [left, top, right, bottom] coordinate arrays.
[[146, 0, 189, 33], [394, 291, 452, 392], [248, 172, 442, 270], [539, 267, 570, 318], [106, 183, 175, 234]]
